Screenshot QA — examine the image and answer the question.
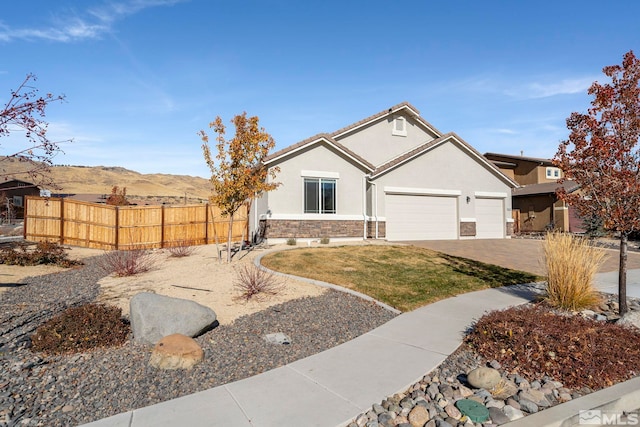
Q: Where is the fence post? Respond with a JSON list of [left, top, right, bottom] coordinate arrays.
[[60, 197, 65, 244], [161, 205, 165, 248], [205, 203, 209, 245], [115, 206, 119, 250]]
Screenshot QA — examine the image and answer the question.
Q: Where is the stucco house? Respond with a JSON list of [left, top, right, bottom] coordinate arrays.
[[484, 153, 583, 233], [251, 102, 518, 243]]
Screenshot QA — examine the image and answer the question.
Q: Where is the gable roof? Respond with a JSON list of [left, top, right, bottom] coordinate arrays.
[[330, 101, 443, 140], [264, 103, 518, 188], [371, 132, 519, 188], [265, 102, 442, 168], [264, 133, 375, 171]]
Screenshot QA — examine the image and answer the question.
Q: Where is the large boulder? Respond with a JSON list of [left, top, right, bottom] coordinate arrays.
[[130, 292, 217, 345], [149, 334, 204, 370]]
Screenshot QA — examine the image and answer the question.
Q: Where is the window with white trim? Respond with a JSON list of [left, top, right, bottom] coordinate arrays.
[[392, 116, 407, 136], [546, 167, 561, 179], [304, 178, 336, 214], [12, 196, 23, 207]]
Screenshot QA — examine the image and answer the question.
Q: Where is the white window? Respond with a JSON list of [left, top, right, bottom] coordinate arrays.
[[392, 116, 407, 136], [304, 178, 336, 214], [546, 167, 561, 179]]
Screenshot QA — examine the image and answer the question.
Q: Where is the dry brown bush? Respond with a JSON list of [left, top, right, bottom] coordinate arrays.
[[233, 264, 284, 302], [99, 248, 157, 277], [31, 304, 129, 355]]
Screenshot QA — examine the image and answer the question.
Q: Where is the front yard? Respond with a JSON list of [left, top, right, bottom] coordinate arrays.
[[261, 244, 540, 312]]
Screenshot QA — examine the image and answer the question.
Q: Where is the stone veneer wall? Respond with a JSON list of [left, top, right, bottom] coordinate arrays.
[[262, 219, 364, 238], [506, 221, 514, 236], [366, 221, 386, 239], [460, 221, 476, 237]]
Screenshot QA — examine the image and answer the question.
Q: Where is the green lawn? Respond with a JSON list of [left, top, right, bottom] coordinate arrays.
[[261, 245, 540, 312]]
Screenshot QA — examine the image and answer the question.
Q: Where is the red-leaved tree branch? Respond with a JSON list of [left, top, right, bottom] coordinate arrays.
[[555, 50, 640, 315], [0, 73, 70, 189]]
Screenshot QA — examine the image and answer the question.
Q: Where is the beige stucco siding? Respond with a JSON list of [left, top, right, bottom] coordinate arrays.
[[371, 141, 512, 219], [336, 114, 437, 166], [262, 143, 368, 218]]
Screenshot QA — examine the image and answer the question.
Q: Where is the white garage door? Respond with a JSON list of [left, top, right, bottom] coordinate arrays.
[[386, 194, 457, 241], [476, 198, 504, 239]]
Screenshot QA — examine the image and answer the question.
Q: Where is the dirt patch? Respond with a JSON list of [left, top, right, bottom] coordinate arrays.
[[95, 244, 326, 325]]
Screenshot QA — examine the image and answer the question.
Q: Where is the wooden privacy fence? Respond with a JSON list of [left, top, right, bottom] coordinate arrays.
[[24, 196, 249, 250]]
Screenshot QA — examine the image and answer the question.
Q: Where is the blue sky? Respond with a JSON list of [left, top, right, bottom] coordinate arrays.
[[1, 0, 638, 178]]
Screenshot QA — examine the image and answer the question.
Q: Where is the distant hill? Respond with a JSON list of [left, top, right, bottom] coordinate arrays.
[[0, 157, 212, 205]]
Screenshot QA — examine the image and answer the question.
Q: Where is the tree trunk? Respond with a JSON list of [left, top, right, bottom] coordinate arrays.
[[226, 214, 234, 263], [619, 233, 629, 315]]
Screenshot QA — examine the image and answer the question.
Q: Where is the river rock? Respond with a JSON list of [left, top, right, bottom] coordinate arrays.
[[467, 367, 501, 389]]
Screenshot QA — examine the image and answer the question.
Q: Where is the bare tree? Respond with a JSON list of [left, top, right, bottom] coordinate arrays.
[[0, 73, 69, 189]]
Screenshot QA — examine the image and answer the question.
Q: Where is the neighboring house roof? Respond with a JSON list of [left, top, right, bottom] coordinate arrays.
[[513, 180, 580, 196], [484, 152, 555, 166], [0, 179, 39, 191], [265, 133, 376, 171]]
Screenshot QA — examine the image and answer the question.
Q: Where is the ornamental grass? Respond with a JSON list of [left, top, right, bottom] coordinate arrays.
[[542, 232, 605, 311]]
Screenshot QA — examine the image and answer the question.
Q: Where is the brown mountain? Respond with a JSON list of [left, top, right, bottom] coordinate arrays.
[[1, 157, 212, 204]]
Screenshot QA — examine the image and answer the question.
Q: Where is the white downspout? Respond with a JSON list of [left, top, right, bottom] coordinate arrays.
[[362, 175, 367, 239], [371, 181, 379, 239]]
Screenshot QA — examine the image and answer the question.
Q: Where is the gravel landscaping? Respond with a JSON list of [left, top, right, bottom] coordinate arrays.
[[0, 254, 397, 426]]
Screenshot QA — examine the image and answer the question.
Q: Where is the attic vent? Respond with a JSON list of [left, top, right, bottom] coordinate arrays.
[[392, 116, 407, 137]]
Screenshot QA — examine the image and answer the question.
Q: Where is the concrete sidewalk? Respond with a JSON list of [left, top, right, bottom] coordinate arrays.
[[81, 284, 540, 427]]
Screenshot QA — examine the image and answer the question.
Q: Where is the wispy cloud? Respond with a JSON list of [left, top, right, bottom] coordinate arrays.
[[505, 76, 597, 99], [0, 0, 186, 43]]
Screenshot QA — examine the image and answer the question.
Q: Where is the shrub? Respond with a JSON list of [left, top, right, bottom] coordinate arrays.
[[31, 304, 129, 355], [286, 237, 297, 246], [542, 232, 605, 310], [0, 241, 82, 268], [320, 237, 330, 244], [465, 304, 640, 390], [99, 248, 157, 277], [167, 241, 196, 258], [234, 264, 284, 302]]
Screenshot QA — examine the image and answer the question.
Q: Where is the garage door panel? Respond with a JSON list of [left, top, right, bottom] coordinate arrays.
[[476, 198, 504, 239], [386, 195, 457, 241]]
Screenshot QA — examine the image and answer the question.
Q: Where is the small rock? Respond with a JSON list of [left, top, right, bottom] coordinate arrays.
[[489, 379, 518, 400], [558, 392, 573, 402], [61, 405, 73, 413], [408, 405, 430, 427], [149, 334, 204, 370], [502, 405, 525, 421], [467, 367, 501, 389], [489, 360, 502, 370], [618, 311, 640, 329], [488, 406, 510, 425], [485, 399, 505, 409], [518, 398, 538, 414], [506, 398, 520, 410], [444, 404, 461, 420], [372, 404, 385, 415], [519, 389, 551, 408]]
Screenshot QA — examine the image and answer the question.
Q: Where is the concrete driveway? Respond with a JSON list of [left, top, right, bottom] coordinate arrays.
[[403, 238, 640, 277]]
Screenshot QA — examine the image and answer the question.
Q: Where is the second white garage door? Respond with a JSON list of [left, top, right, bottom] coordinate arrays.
[[385, 194, 457, 241], [476, 198, 504, 239]]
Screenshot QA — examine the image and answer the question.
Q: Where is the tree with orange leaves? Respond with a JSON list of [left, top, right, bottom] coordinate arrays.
[[555, 50, 640, 315], [200, 112, 279, 262]]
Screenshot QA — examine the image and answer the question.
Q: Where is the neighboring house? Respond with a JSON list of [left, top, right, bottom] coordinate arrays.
[[483, 153, 582, 233], [250, 102, 518, 243], [0, 179, 41, 220]]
